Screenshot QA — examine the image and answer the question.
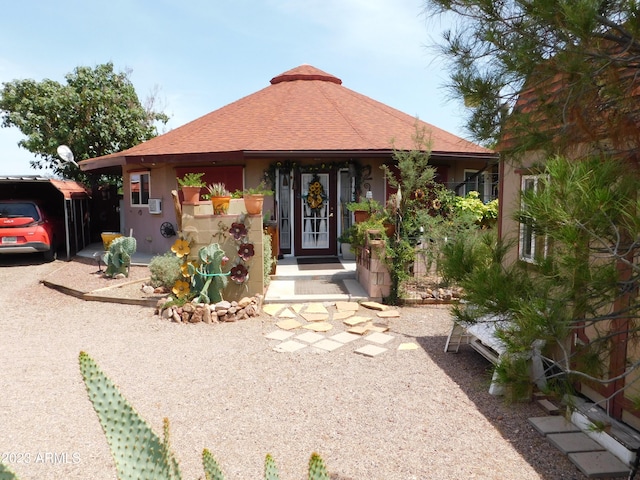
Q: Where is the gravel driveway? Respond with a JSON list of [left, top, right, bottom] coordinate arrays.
[[0, 256, 587, 479]]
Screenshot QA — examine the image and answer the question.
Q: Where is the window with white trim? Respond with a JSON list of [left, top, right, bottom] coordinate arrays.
[[519, 174, 547, 262], [463, 169, 498, 202], [130, 171, 150, 206]]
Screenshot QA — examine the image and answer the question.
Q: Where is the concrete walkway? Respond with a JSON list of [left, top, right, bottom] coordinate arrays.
[[263, 256, 369, 303]]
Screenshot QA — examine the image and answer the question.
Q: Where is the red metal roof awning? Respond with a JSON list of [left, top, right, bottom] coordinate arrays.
[[0, 176, 90, 199]]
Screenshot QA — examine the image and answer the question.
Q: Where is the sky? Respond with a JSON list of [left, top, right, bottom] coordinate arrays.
[[0, 0, 466, 176]]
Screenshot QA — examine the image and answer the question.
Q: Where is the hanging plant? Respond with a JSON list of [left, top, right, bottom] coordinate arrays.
[[306, 174, 326, 212], [238, 242, 255, 261], [230, 264, 249, 284]]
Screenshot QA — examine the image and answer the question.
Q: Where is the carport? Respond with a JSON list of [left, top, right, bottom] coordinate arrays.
[[0, 176, 91, 259]]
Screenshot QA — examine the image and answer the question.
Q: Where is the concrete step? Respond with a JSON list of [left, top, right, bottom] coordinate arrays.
[[530, 416, 634, 478], [568, 451, 630, 478], [264, 277, 369, 304]]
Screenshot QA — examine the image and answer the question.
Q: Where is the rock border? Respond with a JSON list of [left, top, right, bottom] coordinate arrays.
[[156, 295, 263, 324]]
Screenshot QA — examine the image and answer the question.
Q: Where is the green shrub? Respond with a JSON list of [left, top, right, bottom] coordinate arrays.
[[149, 252, 182, 288], [263, 231, 273, 286]]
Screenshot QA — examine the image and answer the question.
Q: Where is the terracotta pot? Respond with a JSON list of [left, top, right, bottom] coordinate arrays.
[[210, 196, 231, 215], [244, 194, 264, 215], [384, 222, 396, 237], [181, 186, 202, 204], [353, 210, 371, 223]]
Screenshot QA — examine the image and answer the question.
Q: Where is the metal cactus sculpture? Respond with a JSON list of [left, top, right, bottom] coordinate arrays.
[[103, 236, 137, 277], [0, 352, 331, 480], [190, 243, 228, 304]]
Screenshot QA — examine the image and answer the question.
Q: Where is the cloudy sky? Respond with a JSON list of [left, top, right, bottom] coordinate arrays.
[[0, 0, 465, 175]]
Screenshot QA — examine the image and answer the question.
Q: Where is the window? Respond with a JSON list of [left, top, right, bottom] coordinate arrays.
[[519, 174, 547, 262], [130, 171, 150, 206], [463, 169, 499, 202]]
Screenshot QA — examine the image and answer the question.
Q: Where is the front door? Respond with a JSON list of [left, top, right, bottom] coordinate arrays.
[[294, 171, 337, 256]]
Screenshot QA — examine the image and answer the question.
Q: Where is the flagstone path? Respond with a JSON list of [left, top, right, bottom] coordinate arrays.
[[263, 300, 417, 357]]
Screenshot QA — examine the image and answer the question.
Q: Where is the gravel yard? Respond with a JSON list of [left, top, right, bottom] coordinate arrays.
[[0, 256, 587, 479]]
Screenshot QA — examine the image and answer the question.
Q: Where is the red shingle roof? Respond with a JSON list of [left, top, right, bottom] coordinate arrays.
[[82, 65, 493, 169]]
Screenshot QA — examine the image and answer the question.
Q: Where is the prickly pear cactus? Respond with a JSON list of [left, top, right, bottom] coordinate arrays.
[[264, 454, 280, 480], [308, 453, 329, 480], [78, 351, 181, 480], [1, 353, 333, 480], [103, 236, 137, 277], [0, 462, 19, 480], [202, 449, 226, 480], [190, 243, 228, 303]]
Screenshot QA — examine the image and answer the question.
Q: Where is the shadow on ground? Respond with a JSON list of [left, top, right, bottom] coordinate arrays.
[[0, 252, 52, 267], [414, 334, 587, 480]]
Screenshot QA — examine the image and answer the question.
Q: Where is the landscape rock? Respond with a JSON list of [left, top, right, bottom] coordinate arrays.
[[215, 300, 232, 311], [238, 296, 252, 308], [156, 295, 263, 326]]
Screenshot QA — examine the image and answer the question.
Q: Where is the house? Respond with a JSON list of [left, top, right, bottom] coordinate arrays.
[[80, 65, 497, 257], [496, 60, 640, 431]]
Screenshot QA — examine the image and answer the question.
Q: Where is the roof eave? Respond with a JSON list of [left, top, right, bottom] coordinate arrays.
[[79, 155, 126, 172], [244, 149, 498, 160]]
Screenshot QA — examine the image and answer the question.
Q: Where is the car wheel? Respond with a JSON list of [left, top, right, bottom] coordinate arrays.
[[43, 244, 57, 262]]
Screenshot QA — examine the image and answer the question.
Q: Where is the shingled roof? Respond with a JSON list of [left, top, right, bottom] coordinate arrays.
[[81, 65, 493, 170]]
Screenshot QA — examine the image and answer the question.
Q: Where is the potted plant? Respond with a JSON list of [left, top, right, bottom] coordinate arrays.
[[206, 182, 231, 215], [383, 194, 399, 237], [177, 173, 206, 204], [338, 226, 356, 260], [346, 198, 382, 223], [242, 181, 273, 215]]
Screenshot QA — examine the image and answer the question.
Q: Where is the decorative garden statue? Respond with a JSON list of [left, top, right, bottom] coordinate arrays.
[[103, 236, 137, 277]]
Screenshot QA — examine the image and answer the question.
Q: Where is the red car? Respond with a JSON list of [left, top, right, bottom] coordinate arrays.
[[0, 201, 63, 261]]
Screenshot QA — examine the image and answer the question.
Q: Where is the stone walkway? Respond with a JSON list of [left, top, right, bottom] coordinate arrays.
[[262, 300, 419, 356], [530, 415, 632, 478]]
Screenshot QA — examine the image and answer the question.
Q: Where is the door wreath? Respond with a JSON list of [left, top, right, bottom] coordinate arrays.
[[306, 175, 326, 213]]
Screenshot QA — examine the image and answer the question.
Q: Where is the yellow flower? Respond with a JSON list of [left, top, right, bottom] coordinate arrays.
[[172, 280, 190, 298], [171, 238, 191, 258], [181, 261, 197, 278]]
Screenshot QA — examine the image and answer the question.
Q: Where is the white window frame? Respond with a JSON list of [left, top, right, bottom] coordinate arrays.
[[463, 169, 496, 202], [130, 171, 151, 207], [519, 174, 547, 263], [463, 169, 482, 197]]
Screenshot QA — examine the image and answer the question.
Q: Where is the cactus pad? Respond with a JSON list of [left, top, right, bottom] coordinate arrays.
[[308, 453, 329, 480], [78, 352, 181, 480], [264, 454, 280, 480], [202, 449, 226, 480], [0, 463, 19, 480]]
